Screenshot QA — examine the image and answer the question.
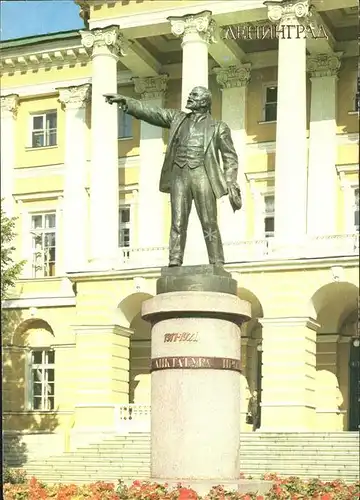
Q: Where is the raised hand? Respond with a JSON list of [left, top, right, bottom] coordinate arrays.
[[104, 93, 127, 106]]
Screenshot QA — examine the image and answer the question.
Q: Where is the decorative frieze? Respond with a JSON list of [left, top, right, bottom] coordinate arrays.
[[80, 25, 130, 57], [265, 0, 310, 24], [0, 94, 19, 118], [58, 84, 91, 109], [307, 53, 342, 78], [168, 10, 216, 44], [0, 47, 89, 74], [214, 64, 251, 89], [133, 75, 168, 100]]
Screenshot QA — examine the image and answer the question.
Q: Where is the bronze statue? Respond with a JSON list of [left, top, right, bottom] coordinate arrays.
[[105, 86, 242, 267]]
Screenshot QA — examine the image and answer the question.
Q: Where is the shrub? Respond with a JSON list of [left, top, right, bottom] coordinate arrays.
[[2, 466, 27, 485], [2, 476, 360, 499]]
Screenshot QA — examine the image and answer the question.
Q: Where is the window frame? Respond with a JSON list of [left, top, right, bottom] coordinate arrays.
[[28, 110, 58, 149], [262, 82, 278, 123], [30, 211, 57, 278], [263, 193, 275, 238], [118, 108, 133, 140], [353, 186, 359, 233], [27, 348, 55, 411], [118, 204, 132, 248]]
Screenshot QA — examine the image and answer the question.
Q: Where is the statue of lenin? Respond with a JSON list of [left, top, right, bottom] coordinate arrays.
[[105, 86, 242, 267]]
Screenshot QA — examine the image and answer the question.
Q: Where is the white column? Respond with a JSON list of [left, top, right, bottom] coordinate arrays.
[[267, 1, 309, 241], [0, 94, 19, 217], [215, 65, 251, 245], [133, 76, 168, 247], [81, 27, 128, 266], [58, 84, 91, 272], [307, 53, 341, 236], [168, 10, 215, 110], [168, 11, 216, 264]]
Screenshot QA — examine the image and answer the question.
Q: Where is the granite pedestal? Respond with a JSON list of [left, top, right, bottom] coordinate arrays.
[[141, 265, 272, 495]]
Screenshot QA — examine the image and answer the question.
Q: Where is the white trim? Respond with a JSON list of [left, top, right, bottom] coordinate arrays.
[[15, 164, 64, 178], [246, 171, 275, 183], [89, 1, 265, 30], [14, 191, 63, 202], [119, 183, 139, 194], [118, 155, 140, 169], [260, 317, 320, 330], [1, 77, 91, 99], [2, 296, 76, 309], [247, 133, 359, 155], [317, 335, 340, 343], [72, 325, 133, 337]]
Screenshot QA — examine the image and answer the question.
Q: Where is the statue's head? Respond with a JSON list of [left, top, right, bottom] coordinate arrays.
[[185, 86, 212, 112]]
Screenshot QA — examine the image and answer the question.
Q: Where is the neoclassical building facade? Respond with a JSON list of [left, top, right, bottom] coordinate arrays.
[[1, 0, 359, 458]]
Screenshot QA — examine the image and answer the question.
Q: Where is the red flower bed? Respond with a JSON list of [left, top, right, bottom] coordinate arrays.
[[3, 475, 360, 499]]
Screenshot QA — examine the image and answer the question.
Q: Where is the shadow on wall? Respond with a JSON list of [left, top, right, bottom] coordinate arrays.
[[2, 310, 59, 467]]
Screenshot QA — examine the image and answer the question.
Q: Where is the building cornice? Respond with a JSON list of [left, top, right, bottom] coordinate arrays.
[[0, 39, 90, 74], [2, 296, 76, 309], [66, 255, 359, 283]]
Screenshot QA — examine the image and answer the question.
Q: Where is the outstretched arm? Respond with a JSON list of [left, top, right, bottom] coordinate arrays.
[[105, 93, 179, 129]]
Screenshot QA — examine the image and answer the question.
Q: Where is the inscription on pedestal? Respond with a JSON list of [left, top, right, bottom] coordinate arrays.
[[164, 333, 199, 343], [151, 356, 241, 372]]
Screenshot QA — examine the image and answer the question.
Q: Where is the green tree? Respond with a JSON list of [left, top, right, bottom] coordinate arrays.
[[1, 202, 25, 305]]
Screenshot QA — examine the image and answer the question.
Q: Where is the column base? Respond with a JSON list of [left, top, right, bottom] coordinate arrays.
[[149, 478, 273, 496]]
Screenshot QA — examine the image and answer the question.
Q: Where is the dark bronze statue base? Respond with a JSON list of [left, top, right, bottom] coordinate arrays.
[[156, 264, 237, 295]]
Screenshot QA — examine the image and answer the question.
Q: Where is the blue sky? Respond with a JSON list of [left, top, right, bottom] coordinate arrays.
[[0, 0, 84, 41]]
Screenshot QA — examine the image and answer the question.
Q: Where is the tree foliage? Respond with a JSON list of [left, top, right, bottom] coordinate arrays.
[[1, 202, 25, 303]]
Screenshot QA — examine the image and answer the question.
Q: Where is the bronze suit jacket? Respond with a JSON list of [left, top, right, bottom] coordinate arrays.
[[124, 98, 239, 199]]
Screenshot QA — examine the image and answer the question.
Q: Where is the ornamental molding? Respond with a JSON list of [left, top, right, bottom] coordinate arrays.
[[80, 25, 130, 57], [0, 46, 90, 74], [132, 74, 169, 100], [307, 52, 342, 78], [214, 64, 251, 89], [57, 84, 91, 109], [168, 10, 217, 44], [0, 93, 19, 117], [265, 0, 310, 23]]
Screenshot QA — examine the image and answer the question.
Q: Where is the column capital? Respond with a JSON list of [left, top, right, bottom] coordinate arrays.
[[168, 10, 216, 44], [133, 74, 169, 100], [265, 0, 310, 24], [1, 94, 19, 118], [307, 52, 342, 78], [80, 25, 130, 57], [214, 64, 251, 89], [58, 84, 91, 109]]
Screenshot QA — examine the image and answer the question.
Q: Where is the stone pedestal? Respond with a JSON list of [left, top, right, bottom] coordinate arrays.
[[141, 265, 271, 494]]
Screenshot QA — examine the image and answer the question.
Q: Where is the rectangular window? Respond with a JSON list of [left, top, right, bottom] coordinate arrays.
[[119, 206, 131, 247], [264, 86, 277, 122], [31, 213, 56, 278], [354, 188, 359, 233], [30, 350, 55, 411], [31, 111, 57, 148], [264, 195, 275, 237], [118, 109, 132, 139]]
